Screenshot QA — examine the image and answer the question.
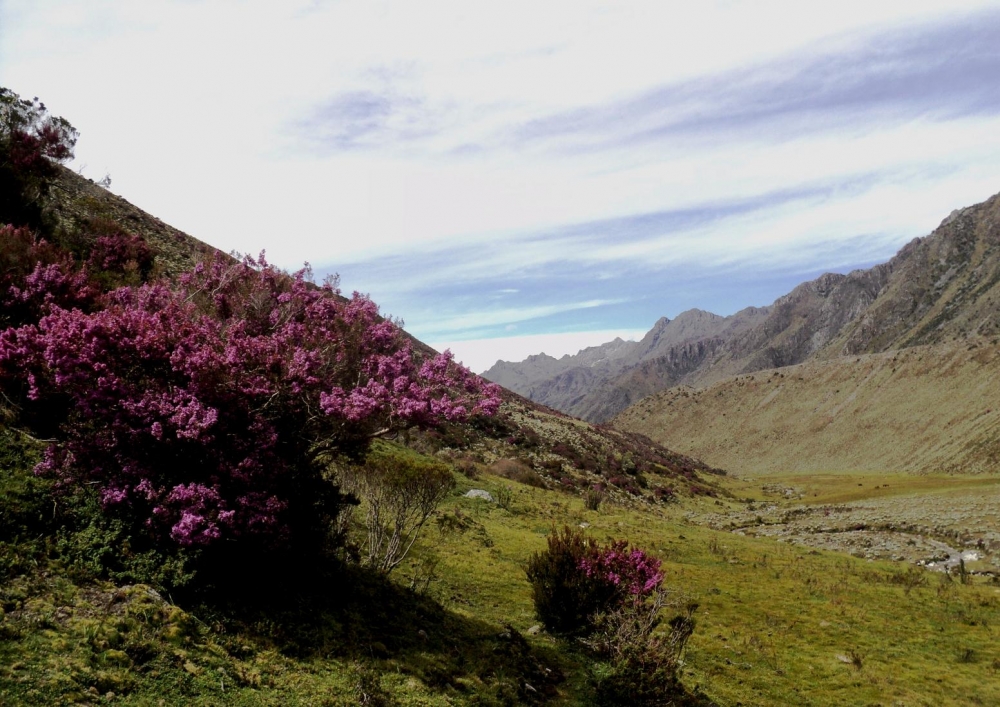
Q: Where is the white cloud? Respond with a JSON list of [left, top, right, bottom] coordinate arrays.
[[413, 298, 629, 338]]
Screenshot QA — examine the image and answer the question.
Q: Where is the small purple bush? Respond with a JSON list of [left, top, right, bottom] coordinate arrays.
[[579, 540, 664, 599], [525, 526, 663, 635]]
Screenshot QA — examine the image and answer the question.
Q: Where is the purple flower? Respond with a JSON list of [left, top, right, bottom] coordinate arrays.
[[579, 540, 663, 600]]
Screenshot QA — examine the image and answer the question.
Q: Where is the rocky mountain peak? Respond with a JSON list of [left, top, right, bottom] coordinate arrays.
[[525, 353, 558, 363]]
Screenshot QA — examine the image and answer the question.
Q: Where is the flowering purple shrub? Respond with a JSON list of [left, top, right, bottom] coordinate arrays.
[[578, 540, 663, 600], [87, 228, 156, 285], [0, 253, 501, 552], [0, 224, 95, 328], [525, 526, 663, 635]]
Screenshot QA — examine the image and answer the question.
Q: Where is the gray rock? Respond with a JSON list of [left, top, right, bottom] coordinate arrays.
[[464, 489, 495, 502]]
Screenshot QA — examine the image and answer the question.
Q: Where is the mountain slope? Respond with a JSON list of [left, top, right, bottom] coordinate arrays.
[[831, 199, 1000, 354], [47, 167, 220, 276], [609, 190, 1000, 475], [614, 338, 1000, 475]]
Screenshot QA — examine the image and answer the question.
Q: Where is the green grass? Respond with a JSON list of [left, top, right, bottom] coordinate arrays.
[[414, 477, 1000, 706], [3, 428, 1000, 705], [393, 469, 1000, 706]]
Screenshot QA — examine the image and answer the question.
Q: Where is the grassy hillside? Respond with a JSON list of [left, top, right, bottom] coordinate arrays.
[[0, 139, 726, 704], [5, 427, 1000, 706], [615, 338, 1000, 476]]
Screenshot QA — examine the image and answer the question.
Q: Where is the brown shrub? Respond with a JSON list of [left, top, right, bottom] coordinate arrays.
[[454, 455, 481, 479], [490, 458, 547, 489]]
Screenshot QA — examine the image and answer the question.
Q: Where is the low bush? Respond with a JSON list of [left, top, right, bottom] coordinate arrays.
[[652, 486, 676, 503], [525, 526, 608, 635], [524, 526, 663, 636], [540, 457, 563, 473], [506, 425, 541, 450], [494, 484, 514, 512], [587, 592, 698, 705], [338, 443, 455, 574], [453, 455, 480, 479], [525, 526, 695, 704], [609, 476, 642, 495], [490, 458, 546, 488], [86, 226, 157, 288]]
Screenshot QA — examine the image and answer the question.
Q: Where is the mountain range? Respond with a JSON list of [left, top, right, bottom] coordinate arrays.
[[484, 191, 1000, 427]]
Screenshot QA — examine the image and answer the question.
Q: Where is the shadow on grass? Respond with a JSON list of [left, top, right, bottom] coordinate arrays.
[[175, 546, 718, 706], [179, 550, 566, 705]]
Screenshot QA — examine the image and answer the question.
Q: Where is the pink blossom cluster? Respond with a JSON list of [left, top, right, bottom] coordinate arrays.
[[0, 224, 95, 327], [0, 252, 502, 548], [579, 540, 664, 599], [88, 231, 155, 275]]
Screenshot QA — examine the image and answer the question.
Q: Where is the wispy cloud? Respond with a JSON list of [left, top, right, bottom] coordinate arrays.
[[284, 6, 1000, 157], [509, 9, 1000, 152], [328, 170, 915, 295], [294, 88, 446, 152], [403, 297, 629, 339]]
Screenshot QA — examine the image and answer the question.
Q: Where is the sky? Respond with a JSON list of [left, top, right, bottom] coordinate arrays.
[[3, 1, 1000, 373]]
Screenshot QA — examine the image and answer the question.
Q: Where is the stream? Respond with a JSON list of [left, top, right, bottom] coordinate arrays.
[[916, 537, 980, 572]]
